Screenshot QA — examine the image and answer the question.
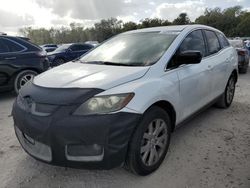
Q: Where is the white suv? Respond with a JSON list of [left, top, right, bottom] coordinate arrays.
[[12, 25, 238, 176]]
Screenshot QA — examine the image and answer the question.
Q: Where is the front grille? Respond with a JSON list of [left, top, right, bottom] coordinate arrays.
[[17, 95, 58, 116]]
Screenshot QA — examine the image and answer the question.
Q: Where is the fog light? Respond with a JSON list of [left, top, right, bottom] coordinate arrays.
[[23, 133, 35, 145], [65, 144, 104, 162]]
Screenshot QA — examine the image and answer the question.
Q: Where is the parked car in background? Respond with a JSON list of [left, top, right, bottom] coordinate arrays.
[[244, 40, 250, 55], [0, 34, 50, 94], [40, 44, 58, 53], [229, 39, 249, 73], [47, 43, 95, 67], [13, 25, 238, 175], [85, 41, 99, 46]]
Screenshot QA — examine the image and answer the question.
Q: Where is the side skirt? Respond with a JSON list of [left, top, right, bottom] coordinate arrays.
[[175, 95, 222, 130]]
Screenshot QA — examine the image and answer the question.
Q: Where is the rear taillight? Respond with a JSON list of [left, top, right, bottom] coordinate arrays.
[[238, 50, 246, 56], [36, 50, 47, 57]]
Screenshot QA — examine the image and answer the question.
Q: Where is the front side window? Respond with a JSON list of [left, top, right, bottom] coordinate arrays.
[[80, 32, 178, 66], [167, 30, 205, 69], [204, 30, 221, 55], [179, 30, 206, 56]]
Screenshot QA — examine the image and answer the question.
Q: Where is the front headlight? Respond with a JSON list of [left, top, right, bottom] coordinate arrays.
[[73, 93, 134, 115]]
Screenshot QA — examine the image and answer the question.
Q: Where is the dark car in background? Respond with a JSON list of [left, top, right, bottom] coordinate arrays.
[[229, 39, 249, 73], [47, 43, 95, 67], [0, 34, 50, 94], [40, 44, 58, 53]]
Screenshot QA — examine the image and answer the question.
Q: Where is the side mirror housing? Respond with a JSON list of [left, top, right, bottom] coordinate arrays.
[[175, 50, 202, 65]]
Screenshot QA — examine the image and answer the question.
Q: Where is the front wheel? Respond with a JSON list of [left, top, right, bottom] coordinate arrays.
[[125, 106, 171, 176], [14, 70, 37, 94], [215, 75, 236, 108]]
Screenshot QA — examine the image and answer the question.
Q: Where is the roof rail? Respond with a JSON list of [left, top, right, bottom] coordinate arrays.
[[0, 32, 7, 35]]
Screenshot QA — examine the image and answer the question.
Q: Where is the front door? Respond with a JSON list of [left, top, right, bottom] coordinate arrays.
[[168, 30, 212, 121]]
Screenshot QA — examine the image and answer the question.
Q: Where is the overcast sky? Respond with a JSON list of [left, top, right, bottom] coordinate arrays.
[[0, 0, 250, 35]]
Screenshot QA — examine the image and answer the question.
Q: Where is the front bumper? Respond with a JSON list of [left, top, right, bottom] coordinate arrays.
[[12, 100, 141, 169]]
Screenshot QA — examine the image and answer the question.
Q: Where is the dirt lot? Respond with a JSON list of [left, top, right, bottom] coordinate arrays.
[[0, 71, 250, 188]]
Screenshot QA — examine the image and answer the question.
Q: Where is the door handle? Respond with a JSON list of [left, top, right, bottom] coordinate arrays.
[[5, 57, 16, 60]]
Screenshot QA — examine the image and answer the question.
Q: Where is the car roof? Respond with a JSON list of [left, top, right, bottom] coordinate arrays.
[[124, 24, 223, 35]]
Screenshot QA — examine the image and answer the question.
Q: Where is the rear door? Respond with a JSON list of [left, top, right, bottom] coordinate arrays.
[[0, 37, 26, 86], [168, 30, 212, 120], [203, 30, 230, 99]]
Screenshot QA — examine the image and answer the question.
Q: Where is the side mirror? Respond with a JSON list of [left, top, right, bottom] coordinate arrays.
[[175, 50, 202, 65]]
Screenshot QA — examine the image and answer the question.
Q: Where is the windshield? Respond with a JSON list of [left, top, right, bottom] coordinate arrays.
[[80, 32, 178, 66], [54, 44, 71, 52]]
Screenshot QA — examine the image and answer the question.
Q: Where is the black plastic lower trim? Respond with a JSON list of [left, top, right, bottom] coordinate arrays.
[[13, 100, 141, 169]]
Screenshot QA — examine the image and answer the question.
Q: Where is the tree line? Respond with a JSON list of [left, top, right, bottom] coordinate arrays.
[[19, 6, 250, 45]]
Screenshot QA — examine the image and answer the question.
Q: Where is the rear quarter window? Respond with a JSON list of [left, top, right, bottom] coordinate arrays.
[[217, 32, 230, 48], [1, 38, 25, 53]]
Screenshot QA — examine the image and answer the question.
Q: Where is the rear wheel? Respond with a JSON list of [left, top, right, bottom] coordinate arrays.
[[239, 67, 247, 74], [14, 70, 37, 94], [215, 75, 236, 108], [125, 106, 171, 176]]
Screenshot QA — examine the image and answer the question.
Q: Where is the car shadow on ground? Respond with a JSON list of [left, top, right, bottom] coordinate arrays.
[[0, 91, 16, 101]]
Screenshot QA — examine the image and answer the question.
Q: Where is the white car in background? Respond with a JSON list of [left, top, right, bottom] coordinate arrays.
[[13, 25, 238, 176]]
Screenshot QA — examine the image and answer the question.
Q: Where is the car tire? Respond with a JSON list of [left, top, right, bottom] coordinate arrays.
[[215, 75, 236, 108], [53, 58, 65, 66], [14, 70, 37, 94], [239, 67, 247, 74], [125, 106, 171, 176]]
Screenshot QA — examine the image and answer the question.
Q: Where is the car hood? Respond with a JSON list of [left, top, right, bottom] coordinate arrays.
[[33, 62, 150, 90]]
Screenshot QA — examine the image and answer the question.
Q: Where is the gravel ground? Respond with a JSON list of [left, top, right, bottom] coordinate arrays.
[[0, 71, 250, 188]]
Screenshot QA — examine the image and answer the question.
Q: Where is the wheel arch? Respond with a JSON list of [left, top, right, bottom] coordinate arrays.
[[231, 69, 238, 82], [151, 100, 176, 132], [11, 68, 40, 83]]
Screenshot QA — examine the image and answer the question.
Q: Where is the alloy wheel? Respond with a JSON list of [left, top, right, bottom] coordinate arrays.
[[140, 119, 168, 166], [226, 77, 235, 104], [19, 74, 35, 88]]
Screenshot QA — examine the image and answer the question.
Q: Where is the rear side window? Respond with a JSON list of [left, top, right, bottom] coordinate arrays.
[[204, 30, 221, 55], [179, 30, 206, 57], [217, 32, 230, 48], [0, 38, 25, 53]]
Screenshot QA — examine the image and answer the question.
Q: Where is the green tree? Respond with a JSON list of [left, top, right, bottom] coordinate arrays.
[[122, 21, 138, 31], [173, 13, 191, 25], [236, 12, 250, 36]]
